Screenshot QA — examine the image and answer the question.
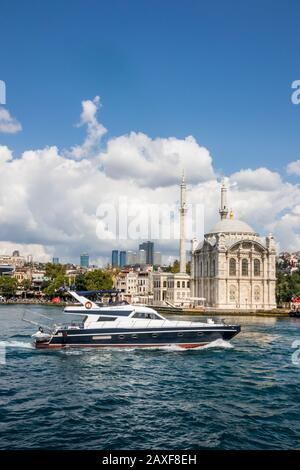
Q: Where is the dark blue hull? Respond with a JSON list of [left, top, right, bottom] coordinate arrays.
[[36, 325, 241, 349]]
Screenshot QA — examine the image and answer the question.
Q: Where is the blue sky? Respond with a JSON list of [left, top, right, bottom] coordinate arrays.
[[1, 0, 300, 262], [1, 0, 300, 176]]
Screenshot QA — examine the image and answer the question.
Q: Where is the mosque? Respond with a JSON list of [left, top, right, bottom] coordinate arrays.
[[191, 182, 277, 310]]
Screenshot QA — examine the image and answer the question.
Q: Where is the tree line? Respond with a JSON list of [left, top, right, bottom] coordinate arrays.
[[0, 263, 113, 299]]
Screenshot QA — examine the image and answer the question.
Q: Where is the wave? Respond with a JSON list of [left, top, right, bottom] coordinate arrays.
[[0, 340, 34, 350], [82, 339, 234, 352]]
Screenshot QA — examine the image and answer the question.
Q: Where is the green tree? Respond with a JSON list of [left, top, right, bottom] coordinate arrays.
[[171, 260, 180, 273], [43, 274, 68, 298], [84, 270, 113, 290], [186, 261, 191, 274], [44, 263, 66, 280], [75, 273, 87, 291], [0, 277, 18, 298]]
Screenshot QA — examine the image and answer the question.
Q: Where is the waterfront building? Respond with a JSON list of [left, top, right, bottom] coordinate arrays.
[[111, 250, 119, 268], [0, 264, 14, 277], [80, 253, 89, 268], [115, 271, 138, 299], [139, 241, 154, 265], [120, 251, 127, 268], [13, 267, 30, 283], [0, 252, 25, 268], [191, 182, 277, 310]]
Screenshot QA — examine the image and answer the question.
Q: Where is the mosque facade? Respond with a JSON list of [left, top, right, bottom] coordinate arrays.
[[191, 183, 277, 310]]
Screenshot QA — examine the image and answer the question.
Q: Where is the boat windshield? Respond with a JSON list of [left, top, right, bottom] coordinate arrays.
[[132, 312, 162, 320]]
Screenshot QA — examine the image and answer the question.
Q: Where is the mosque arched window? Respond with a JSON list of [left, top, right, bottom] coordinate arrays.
[[242, 259, 248, 276], [229, 258, 236, 276], [254, 259, 260, 276], [177, 281, 180, 288]]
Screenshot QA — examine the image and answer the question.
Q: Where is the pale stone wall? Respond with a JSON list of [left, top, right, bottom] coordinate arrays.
[[193, 233, 277, 311]]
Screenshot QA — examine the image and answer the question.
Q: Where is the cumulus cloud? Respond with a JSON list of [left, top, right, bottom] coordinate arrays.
[[0, 107, 22, 133], [0, 95, 300, 264], [230, 167, 282, 191], [287, 160, 300, 176], [99, 133, 215, 188], [67, 96, 107, 159]]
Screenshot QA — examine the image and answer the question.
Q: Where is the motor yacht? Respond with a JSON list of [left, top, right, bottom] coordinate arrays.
[[30, 291, 241, 349]]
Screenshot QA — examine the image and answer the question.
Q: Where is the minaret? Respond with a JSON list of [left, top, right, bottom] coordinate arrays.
[[179, 171, 187, 273], [219, 180, 229, 220]]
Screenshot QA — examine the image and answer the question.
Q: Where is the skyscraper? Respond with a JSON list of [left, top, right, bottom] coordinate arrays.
[[138, 249, 146, 265], [120, 251, 127, 268], [52, 257, 59, 265], [80, 253, 89, 268], [139, 241, 154, 265], [112, 250, 119, 267], [153, 252, 162, 266]]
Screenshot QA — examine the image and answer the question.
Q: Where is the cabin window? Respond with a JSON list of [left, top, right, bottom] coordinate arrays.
[[152, 333, 158, 338], [131, 334, 138, 339], [97, 316, 116, 321], [177, 332, 184, 337], [118, 335, 125, 339], [229, 258, 236, 276], [242, 259, 248, 276], [254, 259, 260, 276], [133, 312, 160, 320], [197, 332, 203, 336]]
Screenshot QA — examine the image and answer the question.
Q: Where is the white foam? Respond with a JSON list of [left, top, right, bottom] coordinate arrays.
[[201, 338, 233, 350], [0, 340, 34, 350]]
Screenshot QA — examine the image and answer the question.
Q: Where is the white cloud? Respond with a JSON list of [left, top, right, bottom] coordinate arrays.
[[287, 160, 300, 176], [0, 96, 300, 264], [0, 107, 22, 133], [230, 167, 282, 191], [67, 96, 107, 159], [99, 133, 215, 188]]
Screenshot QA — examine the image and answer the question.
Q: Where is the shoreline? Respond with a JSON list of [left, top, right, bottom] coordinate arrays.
[[0, 301, 292, 317]]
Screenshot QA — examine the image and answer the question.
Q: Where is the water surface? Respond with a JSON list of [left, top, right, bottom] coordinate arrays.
[[0, 305, 299, 450]]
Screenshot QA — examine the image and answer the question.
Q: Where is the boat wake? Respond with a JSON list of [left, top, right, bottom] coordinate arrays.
[[88, 339, 234, 352], [0, 340, 34, 350], [201, 338, 233, 350]]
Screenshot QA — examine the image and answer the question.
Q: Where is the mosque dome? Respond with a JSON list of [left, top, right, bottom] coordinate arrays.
[[207, 218, 256, 235]]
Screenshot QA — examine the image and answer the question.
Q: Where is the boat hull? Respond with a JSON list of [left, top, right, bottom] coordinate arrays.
[[35, 325, 241, 349]]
